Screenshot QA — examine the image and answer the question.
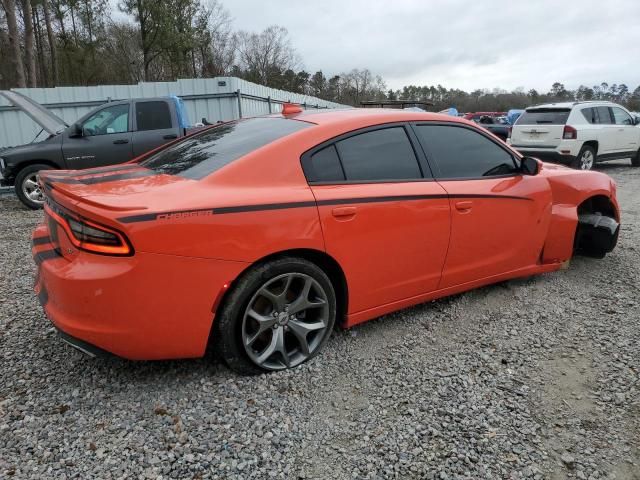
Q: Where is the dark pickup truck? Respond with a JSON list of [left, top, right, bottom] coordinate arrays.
[[0, 91, 200, 208]]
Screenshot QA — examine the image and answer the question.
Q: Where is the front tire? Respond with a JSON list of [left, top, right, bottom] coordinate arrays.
[[15, 164, 53, 209], [215, 257, 336, 375], [571, 145, 596, 170]]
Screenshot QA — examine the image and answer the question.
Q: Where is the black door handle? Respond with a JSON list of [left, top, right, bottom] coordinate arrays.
[[113, 139, 129, 144], [163, 134, 178, 140]]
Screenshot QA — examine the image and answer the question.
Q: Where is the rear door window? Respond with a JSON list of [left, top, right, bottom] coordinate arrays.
[[138, 117, 310, 179], [517, 109, 570, 125], [596, 107, 613, 124], [136, 101, 173, 131], [335, 127, 422, 181], [581, 108, 597, 124]]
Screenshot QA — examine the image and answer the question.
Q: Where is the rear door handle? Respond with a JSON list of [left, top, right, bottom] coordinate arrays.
[[332, 206, 357, 218], [113, 139, 129, 144], [163, 134, 178, 139], [455, 201, 473, 211]]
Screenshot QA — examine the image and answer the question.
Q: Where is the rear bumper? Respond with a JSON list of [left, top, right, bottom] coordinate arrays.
[[32, 223, 247, 360], [512, 147, 576, 165]]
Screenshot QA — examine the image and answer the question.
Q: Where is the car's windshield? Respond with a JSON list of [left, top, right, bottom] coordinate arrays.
[[138, 117, 311, 180]]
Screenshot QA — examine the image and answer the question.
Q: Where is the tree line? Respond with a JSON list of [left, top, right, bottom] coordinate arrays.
[[1, 0, 640, 112]]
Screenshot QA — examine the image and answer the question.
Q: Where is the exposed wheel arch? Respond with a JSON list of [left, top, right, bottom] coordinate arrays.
[[574, 195, 619, 258], [577, 194, 618, 220]]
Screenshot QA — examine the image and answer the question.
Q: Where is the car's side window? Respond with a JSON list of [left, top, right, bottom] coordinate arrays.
[[611, 107, 633, 126], [334, 127, 422, 181], [81, 104, 129, 136], [307, 145, 345, 182], [581, 107, 597, 124], [414, 124, 518, 179], [596, 107, 613, 124], [136, 101, 173, 131]]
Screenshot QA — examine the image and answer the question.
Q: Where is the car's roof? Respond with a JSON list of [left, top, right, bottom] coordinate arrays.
[[284, 107, 468, 126], [526, 101, 620, 111]]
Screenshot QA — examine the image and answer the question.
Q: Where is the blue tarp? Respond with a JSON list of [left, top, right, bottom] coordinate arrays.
[[170, 95, 191, 129], [507, 109, 524, 125]]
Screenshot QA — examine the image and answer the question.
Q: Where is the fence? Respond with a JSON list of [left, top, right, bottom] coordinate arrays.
[[0, 77, 347, 148]]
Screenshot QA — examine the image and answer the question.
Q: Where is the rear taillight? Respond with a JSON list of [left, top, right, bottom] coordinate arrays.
[[44, 201, 132, 256], [563, 125, 577, 140]]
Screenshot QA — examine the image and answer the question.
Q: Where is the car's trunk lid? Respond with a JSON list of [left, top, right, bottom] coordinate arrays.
[[39, 164, 192, 212]]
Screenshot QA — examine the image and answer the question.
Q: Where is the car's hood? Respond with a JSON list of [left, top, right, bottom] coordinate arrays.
[[0, 90, 68, 135]]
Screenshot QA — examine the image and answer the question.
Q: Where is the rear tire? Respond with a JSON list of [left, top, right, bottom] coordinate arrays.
[[214, 257, 336, 375], [15, 164, 54, 209], [571, 145, 596, 170], [632, 148, 640, 167]]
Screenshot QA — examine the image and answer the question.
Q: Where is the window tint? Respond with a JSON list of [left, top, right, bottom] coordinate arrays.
[[138, 117, 310, 180], [581, 107, 597, 124], [307, 145, 345, 182], [611, 107, 633, 125], [81, 104, 129, 136], [136, 101, 172, 131], [334, 127, 422, 181], [415, 125, 518, 179], [517, 108, 570, 125], [596, 107, 613, 124]]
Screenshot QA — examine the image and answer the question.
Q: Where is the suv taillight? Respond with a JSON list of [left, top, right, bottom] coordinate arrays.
[[563, 125, 577, 140]]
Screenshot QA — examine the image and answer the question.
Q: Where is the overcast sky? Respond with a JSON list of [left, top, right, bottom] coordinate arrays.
[[222, 0, 640, 92]]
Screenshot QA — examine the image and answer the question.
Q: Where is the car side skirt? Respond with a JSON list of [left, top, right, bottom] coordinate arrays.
[[345, 262, 561, 328]]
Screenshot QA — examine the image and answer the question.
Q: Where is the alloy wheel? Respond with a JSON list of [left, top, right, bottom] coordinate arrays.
[[580, 150, 594, 170], [242, 273, 329, 370], [22, 173, 45, 205]]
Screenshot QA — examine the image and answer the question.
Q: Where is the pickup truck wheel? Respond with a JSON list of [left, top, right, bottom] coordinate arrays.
[[571, 146, 596, 170], [15, 164, 53, 209], [632, 148, 640, 167]]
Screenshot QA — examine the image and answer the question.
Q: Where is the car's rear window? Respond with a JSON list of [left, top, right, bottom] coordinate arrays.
[[138, 117, 311, 179], [517, 108, 570, 125]]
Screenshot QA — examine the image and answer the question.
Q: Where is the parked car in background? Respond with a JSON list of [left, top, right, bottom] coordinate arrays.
[[463, 111, 506, 122], [508, 101, 640, 170], [32, 107, 620, 373], [476, 115, 510, 141], [0, 91, 200, 208]]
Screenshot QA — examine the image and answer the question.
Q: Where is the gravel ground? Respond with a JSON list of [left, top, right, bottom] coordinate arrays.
[[1, 162, 638, 480]]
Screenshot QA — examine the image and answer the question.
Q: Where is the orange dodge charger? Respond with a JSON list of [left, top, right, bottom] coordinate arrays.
[[32, 107, 620, 374]]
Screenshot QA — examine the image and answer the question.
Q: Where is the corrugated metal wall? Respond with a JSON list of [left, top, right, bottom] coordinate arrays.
[[0, 77, 346, 148]]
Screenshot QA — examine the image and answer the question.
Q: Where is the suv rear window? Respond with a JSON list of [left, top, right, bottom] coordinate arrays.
[[138, 117, 310, 179], [517, 109, 570, 125]]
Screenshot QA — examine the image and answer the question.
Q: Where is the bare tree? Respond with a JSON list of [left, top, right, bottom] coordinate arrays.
[[1, 0, 27, 87], [41, 0, 58, 85], [22, 0, 37, 86], [236, 25, 298, 85]]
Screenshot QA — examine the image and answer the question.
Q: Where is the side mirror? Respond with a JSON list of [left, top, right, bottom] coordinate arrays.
[[521, 156, 540, 176], [634, 116, 640, 126], [69, 123, 83, 137]]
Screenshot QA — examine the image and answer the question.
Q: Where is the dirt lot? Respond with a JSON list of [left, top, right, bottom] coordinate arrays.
[[0, 162, 638, 479]]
